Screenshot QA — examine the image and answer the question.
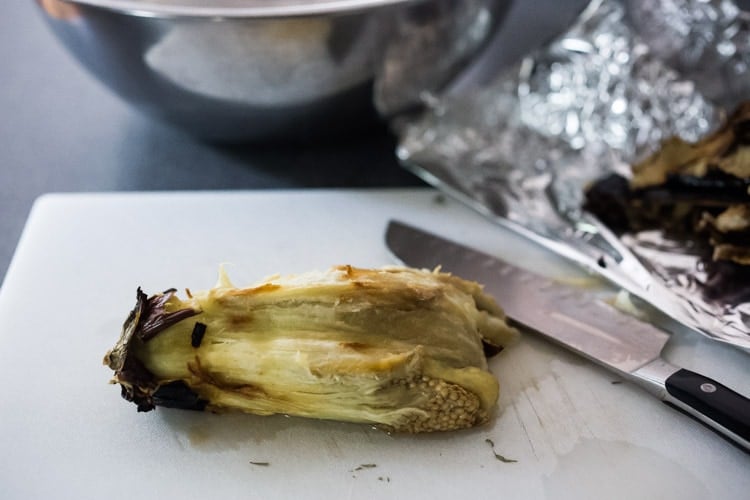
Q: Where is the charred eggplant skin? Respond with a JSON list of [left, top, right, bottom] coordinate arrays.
[[104, 288, 200, 412]]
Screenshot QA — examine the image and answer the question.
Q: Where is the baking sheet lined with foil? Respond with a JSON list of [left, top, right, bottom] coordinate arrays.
[[396, 0, 750, 352]]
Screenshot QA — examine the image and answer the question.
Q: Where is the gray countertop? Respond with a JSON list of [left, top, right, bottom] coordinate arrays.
[[0, 0, 585, 285]]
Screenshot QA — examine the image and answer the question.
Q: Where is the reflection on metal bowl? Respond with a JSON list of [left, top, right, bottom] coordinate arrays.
[[38, 0, 511, 142]]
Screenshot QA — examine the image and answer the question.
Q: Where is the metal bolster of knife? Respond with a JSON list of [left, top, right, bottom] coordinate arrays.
[[630, 359, 681, 397]]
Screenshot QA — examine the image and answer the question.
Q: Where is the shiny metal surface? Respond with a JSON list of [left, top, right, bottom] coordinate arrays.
[[385, 219, 670, 374], [65, 0, 423, 17], [37, 0, 510, 142]]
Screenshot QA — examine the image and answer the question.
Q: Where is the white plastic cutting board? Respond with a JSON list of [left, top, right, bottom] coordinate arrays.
[[0, 189, 747, 500]]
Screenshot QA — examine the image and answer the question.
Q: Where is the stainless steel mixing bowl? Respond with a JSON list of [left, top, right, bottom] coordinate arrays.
[[38, 0, 511, 142]]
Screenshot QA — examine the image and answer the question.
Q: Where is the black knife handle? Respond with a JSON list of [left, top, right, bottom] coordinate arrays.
[[664, 369, 750, 452]]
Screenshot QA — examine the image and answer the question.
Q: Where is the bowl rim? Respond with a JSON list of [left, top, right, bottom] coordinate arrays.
[[62, 0, 422, 18]]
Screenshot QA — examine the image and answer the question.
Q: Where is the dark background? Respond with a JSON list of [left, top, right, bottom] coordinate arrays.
[[0, 0, 586, 284]]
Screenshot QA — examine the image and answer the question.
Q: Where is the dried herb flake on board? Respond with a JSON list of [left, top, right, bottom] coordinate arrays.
[[352, 463, 377, 471], [485, 438, 518, 464]]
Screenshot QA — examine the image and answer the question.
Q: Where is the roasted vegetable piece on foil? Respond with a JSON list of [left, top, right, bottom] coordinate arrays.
[[585, 101, 750, 267], [104, 266, 519, 433]]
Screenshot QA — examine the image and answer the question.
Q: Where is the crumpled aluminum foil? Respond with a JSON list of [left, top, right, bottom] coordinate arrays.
[[396, 0, 750, 352], [625, 0, 750, 108]]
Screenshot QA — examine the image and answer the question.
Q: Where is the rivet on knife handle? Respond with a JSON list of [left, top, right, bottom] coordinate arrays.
[[664, 369, 750, 451]]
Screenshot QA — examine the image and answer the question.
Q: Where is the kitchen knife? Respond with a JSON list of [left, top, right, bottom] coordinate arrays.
[[385, 219, 750, 452]]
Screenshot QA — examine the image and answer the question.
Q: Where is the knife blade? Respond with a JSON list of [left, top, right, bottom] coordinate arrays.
[[385, 219, 750, 452]]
